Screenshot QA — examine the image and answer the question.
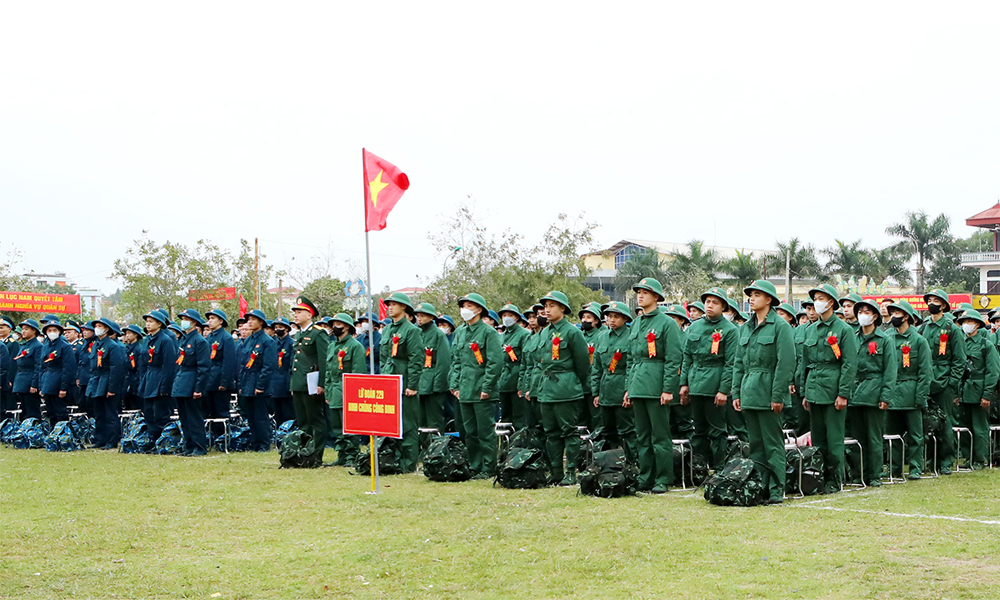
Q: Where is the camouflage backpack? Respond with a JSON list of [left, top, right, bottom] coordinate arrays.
[[274, 420, 297, 450], [68, 415, 95, 446], [280, 430, 322, 468], [354, 437, 402, 475], [0, 418, 19, 444], [155, 421, 185, 455], [421, 434, 473, 482], [121, 415, 154, 454], [579, 448, 638, 498], [785, 446, 824, 496], [725, 437, 750, 463], [497, 428, 545, 465], [45, 421, 83, 452], [672, 445, 710, 488], [496, 446, 549, 489], [15, 418, 52, 449], [704, 457, 768, 507], [923, 406, 946, 437]]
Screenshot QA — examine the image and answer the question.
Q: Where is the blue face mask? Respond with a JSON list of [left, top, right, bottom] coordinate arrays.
[[179, 320, 192, 331]]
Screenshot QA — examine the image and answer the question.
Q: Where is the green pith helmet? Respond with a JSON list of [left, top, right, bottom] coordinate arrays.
[[808, 283, 840, 309], [923, 288, 951, 312], [603, 301, 633, 323], [688, 301, 707, 315], [414, 302, 438, 318], [457, 292, 488, 313], [664, 305, 690, 324], [776, 302, 797, 322], [726, 297, 741, 313], [954, 302, 976, 316], [578, 303, 601, 320], [700, 287, 729, 306], [839, 292, 863, 306], [539, 290, 572, 313], [498, 303, 521, 318], [632, 277, 665, 302], [956, 309, 987, 328], [888, 300, 919, 325], [331, 313, 357, 331], [385, 291, 415, 313], [852, 299, 883, 327], [737, 310, 749, 322], [744, 279, 780, 307]]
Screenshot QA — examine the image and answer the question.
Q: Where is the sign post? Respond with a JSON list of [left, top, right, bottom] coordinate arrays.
[[343, 373, 403, 494]]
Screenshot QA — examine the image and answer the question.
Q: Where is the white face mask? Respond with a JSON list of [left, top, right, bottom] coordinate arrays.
[[360, 323, 370, 333], [47, 331, 60, 341], [502, 316, 517, 328], [460, 307, 477, 322], [94, 326, 107, 337], [723, 312, 734, 322], [439, 326, 451, 335], [962, 322, 978, 335], [857, 313, 876, 327], [813, 300, 832, 315]]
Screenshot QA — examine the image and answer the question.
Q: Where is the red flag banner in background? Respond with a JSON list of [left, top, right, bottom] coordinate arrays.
[[238, 294, 249, 318], [378, 298, 388, 321], [363, 149, 409, 232], [188, 287, 236, 302]]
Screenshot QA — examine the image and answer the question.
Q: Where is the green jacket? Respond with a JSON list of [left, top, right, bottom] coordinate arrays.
[[732, 308, 796, 410], [583, 326, 603, 370], [590, 325, 628, 407], [680, 315, 739, 397], [919, 316, 967, 397], [625, 307, 682, 398], [519, 327, 548, 397], [379, 317, 423, 393], [324, 334, 366, 408], [448, 319, 503, 403], [793, 324, 809, 393], [537, 316, 591, 403], [852, 327, 897, 407], [289, 322, 329, 394], [798, 314, 859, 405], [499, 324, 530, 393], [890, 327, 931, 410], [960, 329, 1000, 405], [418, 321, 452, 395]]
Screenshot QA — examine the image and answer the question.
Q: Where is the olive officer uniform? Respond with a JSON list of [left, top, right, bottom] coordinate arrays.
[[379, 292, 424, 472], [849, 300, 897, 486], [955, 311, 999, 468], [238, 310, 277, 452], [579, 303, 605, 431], [87, 319, 127, 449], [798, 283, 859, 493], [918, 289, 966, 474], [324, 313, 367, 465], [415, 303, 452, 443], [268, 317, 295, 427], [172, 310, 212, 455], [536, 291, 591, 485], [680, 287, 739, 470], [625, 279, 682, 493], [590, 301, 636, 462], [886, 301, 932, 478], [138, 310, 179, 444], [290, 296, 329, 464], [732, 280, 796, 503], [498, 303, 530, 429], [449, 293, 504, 477], [38, 321, 76, 427]]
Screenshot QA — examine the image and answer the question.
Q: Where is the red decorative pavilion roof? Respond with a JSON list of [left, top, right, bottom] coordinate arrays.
[[966, 203, 1000, 228]]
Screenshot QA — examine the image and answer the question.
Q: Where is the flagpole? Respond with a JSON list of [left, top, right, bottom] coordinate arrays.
[[364, 161, 380, 494]]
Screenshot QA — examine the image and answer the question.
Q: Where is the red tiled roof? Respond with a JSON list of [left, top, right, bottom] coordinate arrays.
[[967, 203, 1000, 227]]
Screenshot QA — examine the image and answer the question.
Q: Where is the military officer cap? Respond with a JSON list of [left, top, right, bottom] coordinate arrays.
[[807, 283, 840, 306], [42, 319, 63, 333], [98, 317, 123, 336], [956, 309, 987, 328], [888, 300, 920, 325], [632, 277, 665, 302], [272, 317, 291, 329], [331, 312, 357, 333], [838, 292, 863, 306], [539, 290, 573, 313], [291, 295, 320, 317], [385, 292, 415, 315], [124, 324, 145, 338], [167, 321, 183, 335], [18, 318, 42, 334], [244, 309, 268, 325], [578, 303, 601, 320], [0, 315, 14, 328], [457, 292, 489, 314], [177, 308, 206, 327], [499, 303, 521, 318], [205, 309, 229, 327], [852, 299, 883, 326], [700, 287, 729, 305], [435, 314, 455, 329], [414, 302, 438, 318], [142, 309, 169, 327], [664, 305, 690, 325], [776, 302, 798, 323], [922, 289, 951, 312], [64, 322, 81, 333], [603, 300, 633, 322]]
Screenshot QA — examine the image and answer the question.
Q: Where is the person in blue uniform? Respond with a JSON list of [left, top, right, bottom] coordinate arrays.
[[238, 309, 276, 451], [122, 325, 146, 411], [203, 309, 237, 438], [355, 313, 381, 374], [12, 319, 44, 420], [171, 309, 212, 455], [269, 316, 295, 426], [88, 318, 127, 449], [0, 330, 8, 420], [75, 321, 97, 416], [138, 309, 179, 444], [0, 316, 16, 417], [38, 320, 76, 426]]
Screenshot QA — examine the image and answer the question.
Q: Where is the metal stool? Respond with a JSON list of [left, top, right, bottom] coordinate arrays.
[[953, 427, 974, 472], [923, 434, 939, 478], [118, 410, 141, 453], [4, 409, 23, 423], [842, 438, 866, 489], [495, 422, 515, 457], [574, 425, 593, 466], [205, 418, 231, 453], [882, 434, 907, 484], [782, 429, 797, 443], [785, 442, 805, 498], [989, 425, 1000, 468], [672, 438, 693, 490]]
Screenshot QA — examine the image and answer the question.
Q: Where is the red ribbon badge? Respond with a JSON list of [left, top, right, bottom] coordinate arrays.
[[551, 336, 560, 360], [148, 347, 155, 363], [588, 344, 595, 364], [338, 349, 346, 370], [901, 344, 911, 368], [277, 349, 285, 368], [392, 335, 400, 357], [246, 351, 258, 368], [505, 344, 517, 362], [711, 331, 722, 355], [130, 353, 136, 369], [424, 347, 433, 368], [210, 342, 218, 360], [44, 352, 56, 363], [868, 341, 877, 355], [175, 350, 184, 366], [609, 350, 622, 373], [471, 342, 483, 364], [827, 335, 841, 360], [646, 331, 657, 358], [939, 332, 948, 355]]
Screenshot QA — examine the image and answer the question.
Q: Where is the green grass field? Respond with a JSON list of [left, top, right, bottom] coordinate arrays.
[[3, 448, 1000, 599]]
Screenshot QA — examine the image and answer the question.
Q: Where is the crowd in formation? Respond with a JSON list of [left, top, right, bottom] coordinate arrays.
[[2, 280, 998, 503]]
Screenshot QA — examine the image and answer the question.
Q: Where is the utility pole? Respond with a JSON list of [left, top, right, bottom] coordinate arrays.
[[785, 247, 791, 303], [277, 277, 282, 316], [254, 238, 260, 310]]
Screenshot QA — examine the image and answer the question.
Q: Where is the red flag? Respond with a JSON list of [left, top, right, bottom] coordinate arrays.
[[378, 298, 388, 321], [238, 294, 248, 318], [364, 149, 409, 232]]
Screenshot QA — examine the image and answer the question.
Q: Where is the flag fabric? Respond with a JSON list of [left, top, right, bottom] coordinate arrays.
[[238, 294, 249, 319], [364, 149, 409, 232], [378, 298, 388, 321]]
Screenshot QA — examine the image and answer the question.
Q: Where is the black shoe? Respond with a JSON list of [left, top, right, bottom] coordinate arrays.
[[650, 484, 668, 494], [767, 497, 784, 505]]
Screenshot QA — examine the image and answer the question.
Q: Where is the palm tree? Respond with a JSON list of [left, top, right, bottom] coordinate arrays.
[[768, 238, 822, 298], [668, 240, 718, 275], [886, 211, 951, 294], [868, 243, 913, 287], [614, 249, 669, 305], [721, 250, 760, 292], [822, 239, 869, 278]]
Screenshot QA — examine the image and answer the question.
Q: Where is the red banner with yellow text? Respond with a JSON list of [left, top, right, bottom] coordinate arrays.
[[0, 291, 82, 314], [188, 287, 236, 302], [861, 294, 971, 312], [343, 373, 403, 438]]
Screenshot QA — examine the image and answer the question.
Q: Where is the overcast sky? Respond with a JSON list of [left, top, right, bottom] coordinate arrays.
[[3, 2, 1000, 296]]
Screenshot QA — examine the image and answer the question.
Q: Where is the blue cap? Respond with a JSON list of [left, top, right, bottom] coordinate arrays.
[[177, 308, 206, 327], [41, 314, 61, 325], [245, 309, 268, 324], [124, 324, 145, 337], [18, 319, 42, 333], [80, 320, 95, 331], [355, 312, 378, 323], [382, 318, 393, 326], [265, 319, 274, 328], [205, 309, 229, 326], [272, 317, 291, 329], [142, 309, 169, 327], [435, 314, 455, 329], [42, 319, 63, 332], [98, 317, 122, 336], [167, 321, 182, 334], [487, 310, 500, 323]]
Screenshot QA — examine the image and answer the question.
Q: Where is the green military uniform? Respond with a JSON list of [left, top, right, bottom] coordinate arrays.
[[955, 311, 999, 468], [625, 279, 682, 493], [414, 303, 452, 448], [776, 302, 801, 434], [732, 280, 796, 503], [590, 301, 636, 462], [448, 293, 503, 477], [850, 301, 897, 486], [579, 303, 605, 432], [840, 292, 862, 332], [498, 303, 531, 430], [725, 296, 749, 441], [798, 284, 859, 493], [886, 301, 931, 478], [918, 289, 966, 474], [379, 293, 424, 472], [665, 305, 695, 442], [536, 291, 592, 485], [680, 288, 739, 470], [792, 299, 814, 436], [324, 313, 367, 465], [289, 296, 330, 463], [518, 314, 547, 432]]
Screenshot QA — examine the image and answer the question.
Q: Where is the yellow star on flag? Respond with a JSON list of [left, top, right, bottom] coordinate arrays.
[[369, 169, 389, 207]]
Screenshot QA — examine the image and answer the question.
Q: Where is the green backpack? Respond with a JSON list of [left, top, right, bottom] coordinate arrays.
[[496, 447, 549, 489], [279, 430, 322, 469], [672, 445, 710, 488], [785, 446, 823, 496], [354, 437, 402, 476], [704, 457, 768, 507], [579, 449, 638, 498], [421, 435, 472, 482]]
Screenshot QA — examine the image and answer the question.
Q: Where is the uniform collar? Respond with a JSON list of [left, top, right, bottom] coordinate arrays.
[[640, 306, 662, 317]]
